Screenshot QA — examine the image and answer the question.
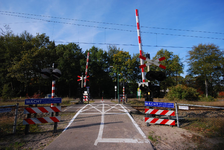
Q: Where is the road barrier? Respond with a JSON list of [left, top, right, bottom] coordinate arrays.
[[145, 117, 175, 126], [24, 106, 61, 114], [23, 116, 60, 124], [144, 102, 176, 126], [145, 109, 175, 116], [24, 98, 61, 134]]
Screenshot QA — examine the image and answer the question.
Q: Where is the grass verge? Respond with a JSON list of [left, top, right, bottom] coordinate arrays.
[[182, 117, 224, 149]]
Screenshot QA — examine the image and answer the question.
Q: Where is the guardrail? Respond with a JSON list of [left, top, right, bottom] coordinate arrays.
[[0, 103, 19, 134]]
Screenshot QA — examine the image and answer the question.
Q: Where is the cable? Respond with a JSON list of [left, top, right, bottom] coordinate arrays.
[[1, 12, 224, 41], [1, 10, 224, 35], [55, 41, 224, 50]]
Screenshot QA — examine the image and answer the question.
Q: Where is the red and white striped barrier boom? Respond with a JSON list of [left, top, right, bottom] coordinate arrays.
[[123, 86, 125, 101], [51, 80, 56, 107], [135, 9, 146, 82], [145, 117, 175, 126], [23, 116, 60, 125], [84, 52, 89, 87], [139, 55, 166, 70], [145, 109, 175, 116], [24, 106, 61, 114]]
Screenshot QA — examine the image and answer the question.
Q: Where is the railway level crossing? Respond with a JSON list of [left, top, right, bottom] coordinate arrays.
[[45, 100, 153, 150]]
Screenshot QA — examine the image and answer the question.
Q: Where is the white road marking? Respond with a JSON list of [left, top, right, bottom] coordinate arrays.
[[94, 103, 150, 145], [62, 104, 89, 132], [63, 102, 150, 146], [94, 102, 105, 145], [98, 138, 149, 143], [104, 104, 119, 113], [120, 104, 149, 141]]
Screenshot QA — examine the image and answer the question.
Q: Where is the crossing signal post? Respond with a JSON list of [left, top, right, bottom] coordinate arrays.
[[139, 54, 166, 126]]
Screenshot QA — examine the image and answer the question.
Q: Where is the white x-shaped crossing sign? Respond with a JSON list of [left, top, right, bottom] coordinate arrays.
[[139, 55, 166, 69]]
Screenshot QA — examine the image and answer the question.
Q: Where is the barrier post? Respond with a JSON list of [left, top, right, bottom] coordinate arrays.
[[54, 103, 60, 133], [175, 102, 180, 128], [13, 103, 19, 134], [25, 105, 32, 134]]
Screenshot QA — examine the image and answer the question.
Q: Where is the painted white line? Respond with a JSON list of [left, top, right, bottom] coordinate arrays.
[[120, 104, 150, 142], [80, 113, 127, 115], [89, 104, 102, 113], [104, 104, 126, 112], [80, 105, 96, 112], [94, 103, 105, 146], [97, 138, 149, 143], [104, 104, 119, 113], [123, 105, 131, 112], [62, 104, 89, 132]]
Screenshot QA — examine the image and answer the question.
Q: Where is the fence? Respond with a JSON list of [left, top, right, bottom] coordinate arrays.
[[0, 104, 19, 134], [176, 103, 224, 128]]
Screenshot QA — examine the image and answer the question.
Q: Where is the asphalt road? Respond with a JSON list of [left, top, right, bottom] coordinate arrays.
[[45, 100, 154, 150]]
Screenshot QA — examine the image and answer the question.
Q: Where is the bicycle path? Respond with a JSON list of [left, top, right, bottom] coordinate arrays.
[[45, 100, 154, 150]]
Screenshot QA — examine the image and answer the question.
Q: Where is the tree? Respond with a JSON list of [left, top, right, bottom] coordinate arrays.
[[87, 46, 112, 98], [187, 44, 223, 97], [7, 33, 56, 95], [56, 43, 83, 97], [152, 49, 184, 93]]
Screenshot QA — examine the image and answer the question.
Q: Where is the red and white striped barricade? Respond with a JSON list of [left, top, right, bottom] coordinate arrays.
[[23, 106, 61, 124], [145, 117, 175, 126], [24, 98, 62, 134], [145, 108, 175, 126], [24, 106, 61, 114], [23, 116, 60, 125]]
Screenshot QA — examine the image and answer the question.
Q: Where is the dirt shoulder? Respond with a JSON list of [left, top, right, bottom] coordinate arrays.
[[0, 111, 76, 150], [131, 112, 224, 150]]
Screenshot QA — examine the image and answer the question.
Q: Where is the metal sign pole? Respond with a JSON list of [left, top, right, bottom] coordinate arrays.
[[115, 86, 117, 102], [13, 103, 19, 134]]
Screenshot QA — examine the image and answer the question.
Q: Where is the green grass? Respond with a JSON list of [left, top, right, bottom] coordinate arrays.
[[147, 131, 161, 143], [126, 99, 145, 105], [182, 117, 224, 149], [183, 117, 224, 138], [4, 142, 25, 150]]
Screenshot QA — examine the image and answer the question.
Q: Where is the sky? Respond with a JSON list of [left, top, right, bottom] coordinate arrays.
[[1, 0, 224, 77]]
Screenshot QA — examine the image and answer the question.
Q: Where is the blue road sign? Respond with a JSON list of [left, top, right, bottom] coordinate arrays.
[[0, 108, 12, 113], [145, 101, 174, 108], [25, 98, 62, 105]]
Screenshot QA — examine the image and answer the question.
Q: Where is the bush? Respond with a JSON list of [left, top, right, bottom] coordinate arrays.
[[166, 84, 199, 101], [199, 95, 215, 102], [218, 91, 224, 98]]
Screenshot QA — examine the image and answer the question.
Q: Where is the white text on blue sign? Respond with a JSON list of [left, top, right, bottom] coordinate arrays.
[[145, 101, 174, 108]]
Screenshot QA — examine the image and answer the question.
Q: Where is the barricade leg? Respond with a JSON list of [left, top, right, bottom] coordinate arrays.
[[54, 103, 60, 133], [25, 104, 33, 134], [175, 102, 180, 128]]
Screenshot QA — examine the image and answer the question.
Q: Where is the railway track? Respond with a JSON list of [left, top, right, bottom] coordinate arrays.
[[131, 105, 224, 111]]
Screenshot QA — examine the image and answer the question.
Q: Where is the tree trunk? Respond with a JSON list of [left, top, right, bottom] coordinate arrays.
[[205, 79, 208, 97]]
